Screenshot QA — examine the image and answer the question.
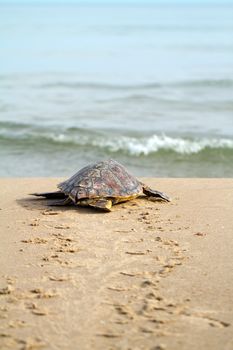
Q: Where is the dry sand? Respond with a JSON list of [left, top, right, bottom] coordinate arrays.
[[0, 178, 233, 350]]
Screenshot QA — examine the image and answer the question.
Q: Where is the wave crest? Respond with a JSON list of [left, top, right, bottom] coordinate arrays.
[[0, 122, 232, 156], [35, 132, 233, 156]]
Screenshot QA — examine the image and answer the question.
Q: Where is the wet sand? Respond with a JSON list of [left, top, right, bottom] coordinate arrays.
[[0, 178, 233, 350]]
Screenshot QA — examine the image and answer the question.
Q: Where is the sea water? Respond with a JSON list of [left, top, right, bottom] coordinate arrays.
[[0, 1, 233, 177]]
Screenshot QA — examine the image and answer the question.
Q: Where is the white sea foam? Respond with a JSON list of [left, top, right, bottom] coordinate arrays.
[[1, 121, 232, 156], [96, 135, 233, 155], [49, 133, 233, 156]]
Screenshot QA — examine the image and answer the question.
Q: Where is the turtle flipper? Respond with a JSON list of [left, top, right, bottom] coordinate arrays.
[[143, 186, 170, 202], [30, 191, 67, 199], [88, 198, 112, 212], [49, 197, 73, 206]]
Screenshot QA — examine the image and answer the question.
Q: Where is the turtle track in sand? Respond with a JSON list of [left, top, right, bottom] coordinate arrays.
[[1, 198, 187, 350], [1, 180, 232, 350]]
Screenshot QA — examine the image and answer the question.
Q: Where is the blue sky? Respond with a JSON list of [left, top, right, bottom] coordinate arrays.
[[0, 0, 233, 3]]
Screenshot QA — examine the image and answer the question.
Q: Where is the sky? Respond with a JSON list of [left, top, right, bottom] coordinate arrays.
[[0, 0, 233, 3]]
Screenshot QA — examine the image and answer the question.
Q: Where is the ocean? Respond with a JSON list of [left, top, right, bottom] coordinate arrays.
[[1, 1, 233, 177]]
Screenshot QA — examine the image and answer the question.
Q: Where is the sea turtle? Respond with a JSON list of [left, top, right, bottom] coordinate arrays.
[[32, 159, 170, 211]]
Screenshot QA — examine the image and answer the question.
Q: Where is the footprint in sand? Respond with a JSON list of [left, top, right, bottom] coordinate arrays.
[[21, 237, 48, 244], [0, 286, 14, 296], [25, 302, 50, 316], [30, 288, 58, 299]]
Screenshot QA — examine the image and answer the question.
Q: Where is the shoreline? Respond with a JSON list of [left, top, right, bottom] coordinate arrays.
[[0, 178, 233, 350]]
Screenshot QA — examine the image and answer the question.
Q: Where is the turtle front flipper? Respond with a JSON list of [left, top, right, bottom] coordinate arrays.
[[143, 186, 170, 202], [30, 191, 67, 199], [88, 198, 112, 212]]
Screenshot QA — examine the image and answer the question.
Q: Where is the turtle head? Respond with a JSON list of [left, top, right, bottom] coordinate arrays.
[[143, 186, 171, 202]]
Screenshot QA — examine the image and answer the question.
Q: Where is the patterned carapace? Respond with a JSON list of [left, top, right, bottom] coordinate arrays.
[[59, 159, 142, 202]]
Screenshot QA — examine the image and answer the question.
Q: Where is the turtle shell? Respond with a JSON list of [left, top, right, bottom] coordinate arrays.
[[58, 159, 142, 202]]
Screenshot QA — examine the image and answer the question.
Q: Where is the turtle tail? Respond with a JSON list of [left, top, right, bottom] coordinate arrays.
[[30, 191, 67, 199], [143, 186, 171, 202]]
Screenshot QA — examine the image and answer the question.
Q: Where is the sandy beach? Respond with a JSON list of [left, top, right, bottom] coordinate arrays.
[[0, 178, 233, 350]]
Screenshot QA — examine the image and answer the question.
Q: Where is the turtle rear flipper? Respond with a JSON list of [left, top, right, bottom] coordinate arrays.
[[30, 191, 67, 199], [143, 186, 170, 202], [88, 198, 112, 212], [49, 197, 73, 206]]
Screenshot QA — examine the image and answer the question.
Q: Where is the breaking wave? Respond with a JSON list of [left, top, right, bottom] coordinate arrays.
[[87, 134, 233, 156], [1, 122, 233, 156]]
